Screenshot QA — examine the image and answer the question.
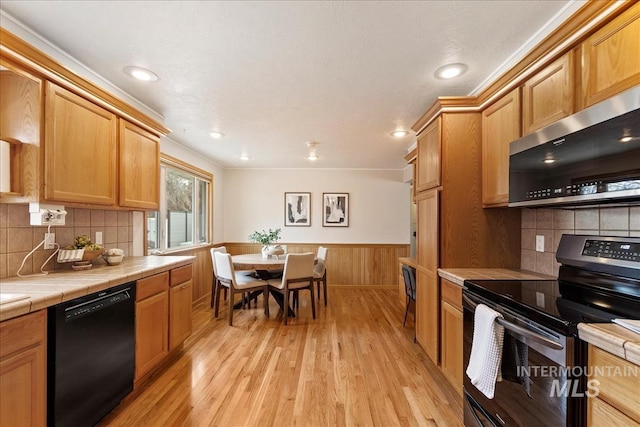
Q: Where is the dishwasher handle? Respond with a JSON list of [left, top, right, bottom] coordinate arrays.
[[64, 287, 132, 322]]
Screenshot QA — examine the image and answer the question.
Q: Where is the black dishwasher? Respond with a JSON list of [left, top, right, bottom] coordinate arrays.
[[48, 281, 136, 427]]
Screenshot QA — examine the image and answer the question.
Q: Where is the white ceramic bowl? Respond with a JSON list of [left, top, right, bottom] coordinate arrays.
[[105, 255, 124, 265]]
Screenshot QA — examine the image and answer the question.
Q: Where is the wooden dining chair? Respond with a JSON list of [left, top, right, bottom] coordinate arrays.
[[313, 246, 328, 305], [268, 253, 315, 325], [214, 252, 270, 326]]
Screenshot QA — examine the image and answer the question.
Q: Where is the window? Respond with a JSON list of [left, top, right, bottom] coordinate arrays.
[[147, 155, 212, 253]]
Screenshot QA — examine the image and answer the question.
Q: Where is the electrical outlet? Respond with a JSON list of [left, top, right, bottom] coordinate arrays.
[[95, 231, 103, 245], [44, 232, 56, 250], [536, 235, 545, 252]]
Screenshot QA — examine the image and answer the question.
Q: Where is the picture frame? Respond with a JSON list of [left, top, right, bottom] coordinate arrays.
[[322, 193, 349, 227], [284, 192, 311, 226]]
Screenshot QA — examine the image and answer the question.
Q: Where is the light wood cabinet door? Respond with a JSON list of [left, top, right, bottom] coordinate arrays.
[[415, 189, 439, 363], [0, 310, 46, 427], [0, 64, 42, 203], [581, 4, 640, 108], [135, 290, 169, 380], [44, 82, 117, 205], [522, 52, 574, 134], [482, 88, 521, 207], [119, 119, 160, 209], [415, 117, 441, 193], [587, 345, 640, 424], [169, 279, 193, 350], [440, 299, 463, 396]]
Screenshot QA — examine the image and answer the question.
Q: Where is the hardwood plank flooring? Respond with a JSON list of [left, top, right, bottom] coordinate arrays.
[[101, 288, 463, 426]]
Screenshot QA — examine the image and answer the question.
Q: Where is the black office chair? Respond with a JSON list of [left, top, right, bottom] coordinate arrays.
[[402, 265, 416, 342]]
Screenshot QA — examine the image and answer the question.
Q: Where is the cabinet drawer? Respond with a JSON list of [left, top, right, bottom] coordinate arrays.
[[588, 396, 640, 427], [0, 310, 46, 358], [441, 278, 462, 310], [589, 345, 640, 423], [137, 272, 169, 301], [170, 264, 193, 287]]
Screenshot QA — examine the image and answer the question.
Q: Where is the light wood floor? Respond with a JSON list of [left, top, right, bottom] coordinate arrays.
[[101, 288, 463, 426]]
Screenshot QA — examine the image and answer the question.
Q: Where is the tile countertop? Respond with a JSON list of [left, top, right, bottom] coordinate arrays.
[[578, 323, 640, 366], [0, 255, 195, 322], [437, 268, 555, 287]]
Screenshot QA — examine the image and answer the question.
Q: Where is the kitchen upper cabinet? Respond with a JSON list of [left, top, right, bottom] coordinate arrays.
[[415, 117, 441, 193], [522, 52, 574, 134], [135, 272, 170, 381], [119, 119, 160, 209], [581, 4, 640, 108], [440, 278, 462, 396], [482, 88, 521, 207], [45, 82, 117, 205], [415, 189, 439, 363], [169, 265, 193, 350], [0, 61, 42, 203], [0, 310, 46, 427]]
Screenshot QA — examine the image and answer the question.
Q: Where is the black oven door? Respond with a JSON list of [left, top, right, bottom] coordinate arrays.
[[462, 291, 584, 427]]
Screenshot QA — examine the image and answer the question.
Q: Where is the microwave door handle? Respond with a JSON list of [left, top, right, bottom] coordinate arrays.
[[463, 294, 564, 351]]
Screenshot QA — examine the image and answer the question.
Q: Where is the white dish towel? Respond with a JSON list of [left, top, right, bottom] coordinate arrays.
[[466, 303, 505, 399]]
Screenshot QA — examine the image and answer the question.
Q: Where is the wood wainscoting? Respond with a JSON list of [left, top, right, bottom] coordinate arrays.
[[161, 243, 410, 305], [224, 243, 410, 288]]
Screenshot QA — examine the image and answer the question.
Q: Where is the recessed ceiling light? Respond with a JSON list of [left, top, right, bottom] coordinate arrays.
[[434, 63, 468, 80], [306, 141, 319, 161], [240, 154, 250, 161], [209, 131, 225, 139], [391, 130, 409, 138], [123, 66, 159, 82]]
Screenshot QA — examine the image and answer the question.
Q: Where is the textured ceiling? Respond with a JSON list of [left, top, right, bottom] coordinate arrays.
[[0, 1, 583, 169]]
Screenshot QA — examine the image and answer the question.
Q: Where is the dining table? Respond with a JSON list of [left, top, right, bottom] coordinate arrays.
[[231, 253, 291, 315]]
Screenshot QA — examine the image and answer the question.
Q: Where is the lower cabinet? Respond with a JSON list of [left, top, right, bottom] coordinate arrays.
[[587, 345, 640, 426], [135, 272, 170, 381], [440, 279, 463, 396], [0, 309, 46, 427], [169, 265, 193, 351], [135, 265, 193, 382]]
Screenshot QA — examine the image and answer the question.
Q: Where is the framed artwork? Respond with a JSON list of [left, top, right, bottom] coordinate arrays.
[[322, 193, 349, 227], [284, 192, 311, 226]]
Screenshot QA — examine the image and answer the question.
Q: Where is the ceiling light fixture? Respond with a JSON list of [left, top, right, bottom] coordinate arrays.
[[620, 136, 633, 143], [240, 154, 250, 161], [209, 131, 225, 139], [391, 130, 409, 138], [123, 66, 159, 82], [306, 141, 319, 161], [434, 63, 468, 80]]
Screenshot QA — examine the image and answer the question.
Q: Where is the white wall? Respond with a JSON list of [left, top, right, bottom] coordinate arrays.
[[224, 169, 410, 244], [160, 137, 226, 244]]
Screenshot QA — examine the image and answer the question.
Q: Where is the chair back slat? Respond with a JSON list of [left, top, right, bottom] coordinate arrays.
[[214, 252, 235, 286], [314, 246, 328, 276], [402, 265, 416, 299], [283, 253, 315, 282], [210, 246, 227, 277]]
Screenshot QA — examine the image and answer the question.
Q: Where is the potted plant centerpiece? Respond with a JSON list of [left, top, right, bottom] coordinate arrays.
[[249, 228, 283, 258]]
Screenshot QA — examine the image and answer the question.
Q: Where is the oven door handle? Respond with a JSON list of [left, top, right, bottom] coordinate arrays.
[[463, 294, 564, 351]]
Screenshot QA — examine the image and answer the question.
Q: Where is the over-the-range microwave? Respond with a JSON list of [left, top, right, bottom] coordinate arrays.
[[509, 85, 640, 208]]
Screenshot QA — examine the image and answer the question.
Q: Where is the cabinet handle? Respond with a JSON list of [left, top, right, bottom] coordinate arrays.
[[180, 283, 190, 289]]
